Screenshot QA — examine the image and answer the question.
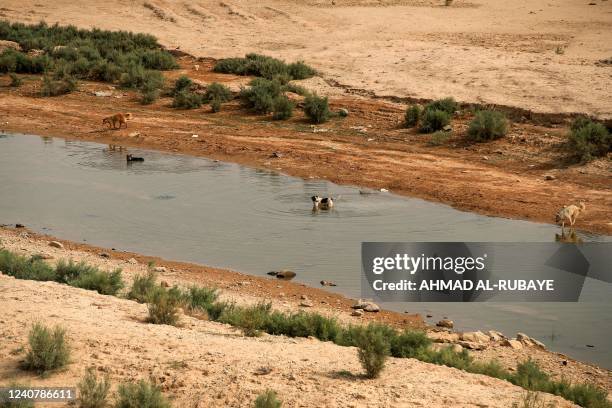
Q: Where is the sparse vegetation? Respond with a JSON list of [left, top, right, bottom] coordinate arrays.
[[0, 20, 177, 84], [147, 286, 182, 325], [425, 97, 458, 115], [419, 108, 450, 133], [23, 323, 70, 373], [115, 380, 170, 408], [567, 117, 610, 162], [0, 383, 34, 408], [172, 90, 203, 109], [355, 323, 390, 378], [214, 53, 315, 81], [404, 105, 421, 127], [467, 110, 508, 141], [8, 73, 22, 87], [172, 75, 193, 95], [204, 82, 232, 103], [304, 93, 330, 124], [40, 75, 77, 97], [0, 249, 57, 281], [128, 271, 159, 303], [77, 367, 111, 408], [55, 259, 123, 295], [272, 96, 294, 120], [428, 130, 451, 146], [254, 390, 282, 408], [240, 78, 281, 114]]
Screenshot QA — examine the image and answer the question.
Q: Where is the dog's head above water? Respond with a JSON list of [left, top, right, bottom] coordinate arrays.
[[311, 195, 322, 204]]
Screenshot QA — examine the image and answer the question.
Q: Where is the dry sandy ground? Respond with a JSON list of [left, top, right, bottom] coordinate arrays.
[[1, 227, 610, 403], [1, 0, 611, 118], [0, 232, 585, 408]]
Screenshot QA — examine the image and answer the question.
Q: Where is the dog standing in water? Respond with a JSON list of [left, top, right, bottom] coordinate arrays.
[[312, 195, 334, 210], [555, 202, 586, 229]]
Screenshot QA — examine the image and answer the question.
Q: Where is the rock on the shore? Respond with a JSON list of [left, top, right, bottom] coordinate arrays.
[[320, 280, 337, 286], [275, 270, 296, 279], [436, 319, 454, 329], [154, 266, 167, 273], [461, 331, 490, 343], [487, 330, 505, 341], [516, 333, 546, 349], [299, 300, 314, 308], [428, 331, 460, 343], [352, 299, 379, 312], [351, 309, 364, 317], [49, 241, 64, 249], [458, 341, 487, 350], [501, 339, 523, 350]]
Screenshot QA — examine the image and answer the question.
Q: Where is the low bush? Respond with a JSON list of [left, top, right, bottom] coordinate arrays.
[[210, 98, 222, 113], [115, 380, 170, 408], [282, 83, 309, 96], [23, 323, 70, 373], [9, 73, 22, 87], [419, 108, 450, 133], [77, 367, 111, 408], [424, 97, 457, 115], [128, 271, 159, 303], [428, 130, 451, 146], [204, 82, 232, 104], [119, 64, 164, 90], [0, 249, 56, 281], [272, 96, 294, 120], [404, 105, 421, 127], [214, 54, 315, 81], [567, 117, 610, 162], [147, 286, 182, 325], [467, 110, 508, 142], [55, 260, 123, 295], [172, 90, 203, 109], [172, 75, 192, 95], [40, 75, 77, 97], [220, 302, 272, 337], [239, 78, 281, 113], [355, 324, 390, 378], [389, 329, 431, 358], [140, 86, 159, 105], [182, 285, 218, 313], [287, 61, 316, 80], [304, 94, 330, 124], [254, 390, 282, 408]]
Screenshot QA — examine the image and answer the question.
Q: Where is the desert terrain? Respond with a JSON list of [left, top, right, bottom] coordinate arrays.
[[2, 226, 610, 407], [0, 0, 611, 118]]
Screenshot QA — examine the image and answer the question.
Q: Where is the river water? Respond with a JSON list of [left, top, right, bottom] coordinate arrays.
[[1, 133, 610, 368]]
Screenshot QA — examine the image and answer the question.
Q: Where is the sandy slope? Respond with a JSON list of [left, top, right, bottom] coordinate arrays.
[[0, 276, 577, 408], [1, 0, 611, 118]]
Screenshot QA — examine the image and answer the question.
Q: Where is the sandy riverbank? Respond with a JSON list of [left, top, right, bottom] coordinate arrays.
[[1, 226, 610, 399]]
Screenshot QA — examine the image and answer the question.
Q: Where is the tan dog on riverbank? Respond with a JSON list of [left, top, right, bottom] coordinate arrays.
[[102, 113, 132, 129], [555, 202, 586, 229]]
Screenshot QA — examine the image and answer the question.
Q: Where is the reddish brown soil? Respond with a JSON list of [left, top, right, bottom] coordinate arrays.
[[0, 57, 610, 235]]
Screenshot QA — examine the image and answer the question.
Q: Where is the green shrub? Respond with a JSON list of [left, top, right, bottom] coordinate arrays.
[[272, 96, 294, 120], [128, 271, 159, 303], [254, 390, 282, 408], [147, 287, 182, 325], [467, 110, 508, 141], [23, 323, 70, 373], [419, 108, 450, 133], [172, 75, 192, 95], [404, 105, 420, 127], [182, 285, 218, 313], [304, 94, 330, 124], [355, 324, 390, 378], [239, 78, 281, 113], [140, 87, 159, 105], [140, 49, 178, 70], [204, 82, 232, 103], [119, 64, 164, 90], [287, 61, 316, 80], [89, 60, 122, 82], [568, 118, 610, 162], [282, 83, 309, 96], [9, 73, 22, 87], [40, 75, 77, 96], [172, 90, 203, 109], [510, 360, 550, 390], [428, 130, 451, 146], [389, 329, 431, 358], [115, 380, 170, 408], [214, 54, 314, 81], [210, 98, 222, 113], [425, 97, 457, 115], [0, 249, 56, 281], [55, 260, 123, 295], [272, 73, 291, 85], [77, 367, 110, 408], [223, 302, 272, 337]]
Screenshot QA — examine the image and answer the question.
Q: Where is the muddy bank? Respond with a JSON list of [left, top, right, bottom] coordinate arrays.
[[0, 61, 610, 235]]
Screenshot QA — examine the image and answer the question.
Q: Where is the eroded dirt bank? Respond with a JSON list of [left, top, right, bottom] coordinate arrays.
[[0, 59, 610, 235], [1, 227, 610, 398]]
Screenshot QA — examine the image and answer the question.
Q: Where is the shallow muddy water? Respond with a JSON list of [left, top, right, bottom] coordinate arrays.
[[1, 134, 610, 368]]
